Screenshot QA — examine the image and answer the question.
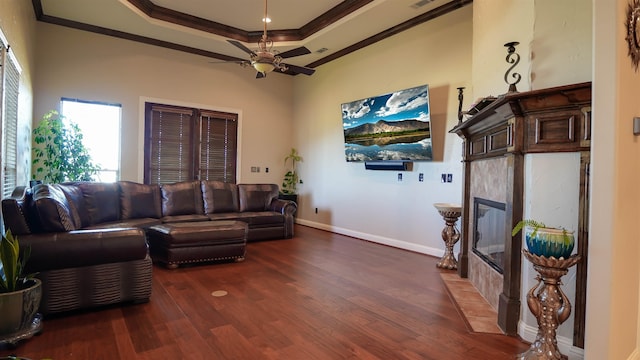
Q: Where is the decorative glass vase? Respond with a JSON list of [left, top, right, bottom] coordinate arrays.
[[525, 227, 575, 259]]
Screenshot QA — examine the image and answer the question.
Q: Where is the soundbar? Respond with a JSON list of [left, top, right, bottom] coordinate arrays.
[[364, 161, 412, 171]]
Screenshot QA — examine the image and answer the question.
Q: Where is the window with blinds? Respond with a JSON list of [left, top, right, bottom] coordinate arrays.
[[1, 42, 20, 199], [199, 110, 238, 183], [144, 103, 238, 185]]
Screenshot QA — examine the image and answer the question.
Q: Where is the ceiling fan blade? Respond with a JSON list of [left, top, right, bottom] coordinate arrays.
[[283, 63, 316, 76], [209, 60, 248, 65], [278, 46, 311, 59], [228, 40, 257, 56]]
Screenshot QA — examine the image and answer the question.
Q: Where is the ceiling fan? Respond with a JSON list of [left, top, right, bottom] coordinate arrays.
[[226, 0, 316, 78]]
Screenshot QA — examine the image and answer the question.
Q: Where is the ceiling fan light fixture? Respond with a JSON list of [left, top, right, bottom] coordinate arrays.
[[222, 0, 314, 78], [252, 61, 275, 74]]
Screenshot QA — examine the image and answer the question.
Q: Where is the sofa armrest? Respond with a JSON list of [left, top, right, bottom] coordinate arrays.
[[269, 199, 297, 238], [269, 199, 297, 216], [1, 186, 33, 235], [18, 227, 148, 273]]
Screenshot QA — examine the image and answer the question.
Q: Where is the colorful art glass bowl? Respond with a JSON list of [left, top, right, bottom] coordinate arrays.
[[525, 227, 575, 259]]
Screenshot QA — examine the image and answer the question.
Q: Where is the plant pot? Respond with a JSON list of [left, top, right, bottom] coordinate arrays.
[[0, 279, 42, 339], [525, 227, 575, 259]]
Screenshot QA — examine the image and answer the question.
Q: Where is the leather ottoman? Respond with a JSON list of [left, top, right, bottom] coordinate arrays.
[[147, 220, 248, 269]]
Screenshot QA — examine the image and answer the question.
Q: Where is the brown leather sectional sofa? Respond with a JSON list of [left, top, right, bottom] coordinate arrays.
[[1, 180, 296, 315]]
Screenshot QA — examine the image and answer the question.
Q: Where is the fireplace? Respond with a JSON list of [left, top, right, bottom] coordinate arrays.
[[472, 198, 506, 274], [449, 82, 591, 336]]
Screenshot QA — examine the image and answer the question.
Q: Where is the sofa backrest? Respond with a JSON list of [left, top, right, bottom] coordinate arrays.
[[30, 184, 79, 232], [57, 182, 89, 228], [201, 180, 239, 214], [77, 182, 121, 226], [2, 181, 283, 233], [237, 184, 279, 212], [160, 181, 205, 217], [119, 181, 162, 219]]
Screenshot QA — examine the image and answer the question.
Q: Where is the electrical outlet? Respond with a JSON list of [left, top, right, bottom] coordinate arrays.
[[419, 173, 424, 182], [398, 173, 403, 181], [441, 173, 446, 183], [265, 167, 269, 173], [447, 173, 453, 183], [315, 207, 318, 214]]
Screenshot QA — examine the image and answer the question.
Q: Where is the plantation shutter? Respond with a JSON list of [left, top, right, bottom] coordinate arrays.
[[1, 43, 19, 199], [198, 110, 237, 183], [144, 103, 238, 185], [145, 104, 195, 184]]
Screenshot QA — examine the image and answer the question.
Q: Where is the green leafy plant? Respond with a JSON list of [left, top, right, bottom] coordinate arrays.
[[511, 219, 570, 242], [0, 231, 33, 293], [32, 110, 100, 183], [281, 148, 302, 195]]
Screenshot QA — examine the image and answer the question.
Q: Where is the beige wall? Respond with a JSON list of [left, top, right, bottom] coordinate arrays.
[[0, 0, 37, 186], [291, 6, 472, 256], [34, 23, 295, 184]]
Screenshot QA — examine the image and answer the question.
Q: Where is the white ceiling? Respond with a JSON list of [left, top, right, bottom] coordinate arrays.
[[37, 0, 468, 72]]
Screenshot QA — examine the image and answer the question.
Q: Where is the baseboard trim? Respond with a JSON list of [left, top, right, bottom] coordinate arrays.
[[295, 219, 444, 257]]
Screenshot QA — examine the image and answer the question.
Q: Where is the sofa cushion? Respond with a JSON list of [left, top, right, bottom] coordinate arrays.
[[78, 182, 121, 225], [119, 181, 162, 219], [19, 228, 149, 273], [160, 181, 204, 217], [57, 183, 88, 228], [31, 184, 77, 232], [201, 181, 239, 214], [238, 184, 279, 212]]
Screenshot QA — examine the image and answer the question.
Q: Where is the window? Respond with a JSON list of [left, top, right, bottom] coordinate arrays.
[[60, 98, 121, 182], [0, 36, 20, 199], [144, 103, 238, 185]]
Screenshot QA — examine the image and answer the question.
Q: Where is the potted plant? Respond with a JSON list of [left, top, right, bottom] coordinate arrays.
[[0, 231, 42, 344], [279, 148, 302, 203], [32, 110, 100, 183], [512, 219, 575, 259]]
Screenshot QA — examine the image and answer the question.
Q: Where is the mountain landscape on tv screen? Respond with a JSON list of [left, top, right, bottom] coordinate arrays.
[[342, 84, 432, 162]]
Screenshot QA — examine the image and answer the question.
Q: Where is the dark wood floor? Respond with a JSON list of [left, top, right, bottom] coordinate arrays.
[[1, 225, 529, 359]]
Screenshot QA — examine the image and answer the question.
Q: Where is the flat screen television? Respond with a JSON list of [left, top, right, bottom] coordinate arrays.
[[341, 84, 431, 162]]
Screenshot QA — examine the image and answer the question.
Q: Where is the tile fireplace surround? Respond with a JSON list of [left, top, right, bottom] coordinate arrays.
[[468, 157, 508, 310], [449, 82, 591, 347]]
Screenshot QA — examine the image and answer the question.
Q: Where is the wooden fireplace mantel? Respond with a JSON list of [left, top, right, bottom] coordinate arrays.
[[449, 82, 591, 347], [450, 81, 592, 159]]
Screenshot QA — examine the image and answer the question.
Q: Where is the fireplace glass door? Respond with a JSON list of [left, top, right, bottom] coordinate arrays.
[[472, 198, 506, 273]]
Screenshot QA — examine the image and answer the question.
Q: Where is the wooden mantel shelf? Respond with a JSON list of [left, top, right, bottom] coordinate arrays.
[[450, 82, 592, 161]]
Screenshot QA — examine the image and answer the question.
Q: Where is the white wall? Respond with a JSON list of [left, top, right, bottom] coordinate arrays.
[[291, 6, 472, 257], [34, 23, 295, 184], [522, 152, 581, 349]]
